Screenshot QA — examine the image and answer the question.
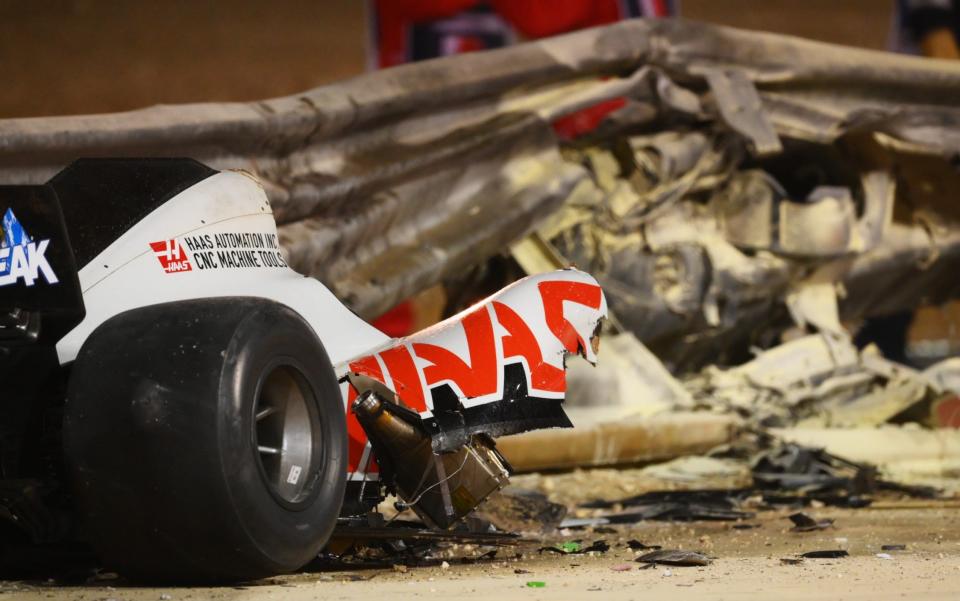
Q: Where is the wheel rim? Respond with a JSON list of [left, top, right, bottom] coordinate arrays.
[[253, 364, 318, 504]]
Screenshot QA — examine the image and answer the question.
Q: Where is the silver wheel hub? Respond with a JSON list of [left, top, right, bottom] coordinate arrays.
[[253, 365, 317, 504]]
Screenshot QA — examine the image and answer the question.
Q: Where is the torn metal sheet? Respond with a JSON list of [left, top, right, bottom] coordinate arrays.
[[714, 170, 777, 249], [686, 333, 936, 427], [779, 191, 857, 257], [537, 130, 959, 372], [281, 128, 586, 317], [785, 282, 843, 335], [701, 68, 781, 157]]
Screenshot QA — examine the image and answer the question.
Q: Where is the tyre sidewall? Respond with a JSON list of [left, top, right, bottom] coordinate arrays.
[[64, 298, 347, 581], [218, 303, 346, 571]]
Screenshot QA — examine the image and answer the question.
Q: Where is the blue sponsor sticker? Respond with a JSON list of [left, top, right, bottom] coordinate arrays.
[[0, 208, 59, 287]]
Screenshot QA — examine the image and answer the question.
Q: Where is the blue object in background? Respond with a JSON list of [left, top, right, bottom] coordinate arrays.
[[0, 208, 32, 277]]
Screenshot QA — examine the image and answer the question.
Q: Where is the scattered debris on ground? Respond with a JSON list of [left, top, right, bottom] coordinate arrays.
[[635, 549, 713, 567]]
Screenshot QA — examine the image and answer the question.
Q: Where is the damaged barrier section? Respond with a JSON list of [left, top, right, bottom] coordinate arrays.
[[318, 15, 960, 575]]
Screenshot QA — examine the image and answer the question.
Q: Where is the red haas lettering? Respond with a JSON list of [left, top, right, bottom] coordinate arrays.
[[537, 280, 603, 355], [413, 308, 499, 400], [344, 271, 607, 479], [493, 301, 565, 393], [150, 239, 193, 274], [348, 276, 603, 410]]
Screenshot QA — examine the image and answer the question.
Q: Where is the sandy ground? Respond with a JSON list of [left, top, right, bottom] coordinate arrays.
[[5, 502, 960, 601]]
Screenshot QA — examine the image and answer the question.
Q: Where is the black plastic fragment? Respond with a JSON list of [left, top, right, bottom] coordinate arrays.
[[635, 549, 713, 566], [789, 512, 834, 532], [800, 550, 848, 559], [582, 540, 610, 553]]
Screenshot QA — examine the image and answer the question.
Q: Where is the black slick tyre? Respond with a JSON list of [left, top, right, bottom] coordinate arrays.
[[63, 298, 347, 582]]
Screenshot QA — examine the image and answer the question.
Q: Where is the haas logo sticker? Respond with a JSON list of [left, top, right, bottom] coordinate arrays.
[[150, 239, 193, 274]]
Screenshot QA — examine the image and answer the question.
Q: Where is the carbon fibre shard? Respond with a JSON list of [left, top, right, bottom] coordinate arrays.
[[423, 364, 573, 453]]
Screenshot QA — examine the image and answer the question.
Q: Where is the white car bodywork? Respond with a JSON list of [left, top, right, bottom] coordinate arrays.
[[57, 171, 390, 366], [52, 168, 607, 481]]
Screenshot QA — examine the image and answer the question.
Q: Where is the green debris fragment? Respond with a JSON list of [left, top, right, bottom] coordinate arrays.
[[526, 581, 546, 588], [560, 541, 582, 553]]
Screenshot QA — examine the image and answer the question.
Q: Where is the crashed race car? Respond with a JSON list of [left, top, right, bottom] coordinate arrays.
[[0, 158, 606, 581]]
